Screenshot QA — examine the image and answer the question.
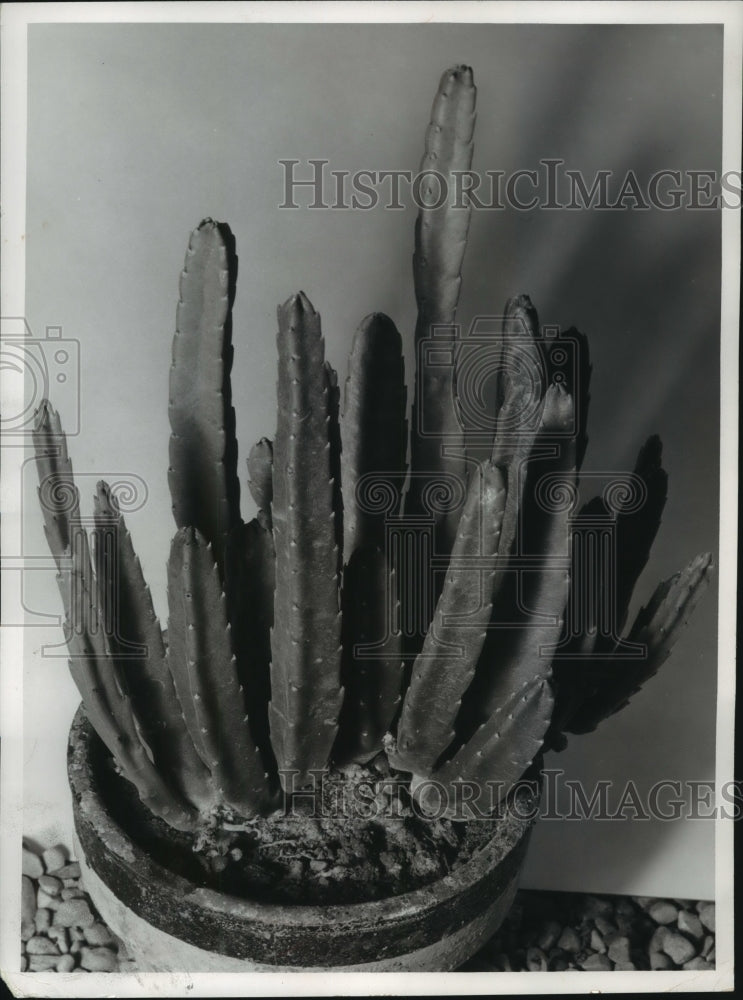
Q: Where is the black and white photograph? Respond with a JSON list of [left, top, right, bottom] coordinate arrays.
[[0, 1, 738, 994]]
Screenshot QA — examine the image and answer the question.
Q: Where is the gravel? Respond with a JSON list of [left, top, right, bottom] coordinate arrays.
[[462, 890, 717, 972], [21, 839, 716, 974], [20, 841, 135, 974]]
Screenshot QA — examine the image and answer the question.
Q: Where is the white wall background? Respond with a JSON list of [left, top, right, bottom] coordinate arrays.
[[20, 21, 721, 897]]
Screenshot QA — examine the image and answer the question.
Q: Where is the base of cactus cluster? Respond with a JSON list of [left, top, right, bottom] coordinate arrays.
[[68, 706, 539, 972]]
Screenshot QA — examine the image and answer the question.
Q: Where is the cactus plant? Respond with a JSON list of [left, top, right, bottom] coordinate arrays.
[[34, 64, 712, 854]]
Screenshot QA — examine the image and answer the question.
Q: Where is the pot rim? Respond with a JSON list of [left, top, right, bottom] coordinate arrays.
[[69, 704, 539, 927]]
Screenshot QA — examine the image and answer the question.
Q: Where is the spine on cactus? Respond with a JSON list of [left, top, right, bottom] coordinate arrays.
[[269, 292, 343, 790], [392, 460, 507, 776], [168, 219, 241, 575], [33, 403, 199, 831], [166, 527, 270, 814], [336, 313, 407, 763], [407, 65, 476, 560], [92, 483, 215, 811]]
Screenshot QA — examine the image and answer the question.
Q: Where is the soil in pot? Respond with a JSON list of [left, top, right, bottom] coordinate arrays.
[[91, 729, 540, 906]]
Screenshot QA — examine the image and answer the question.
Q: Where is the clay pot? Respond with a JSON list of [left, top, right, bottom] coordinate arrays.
[[68, 706, 539, 972]]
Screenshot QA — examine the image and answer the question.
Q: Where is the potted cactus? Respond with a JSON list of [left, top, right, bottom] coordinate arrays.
[[33, 65, 712, 972]]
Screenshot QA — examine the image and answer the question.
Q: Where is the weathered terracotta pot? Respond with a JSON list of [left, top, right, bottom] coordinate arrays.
[[68, 706, 539, 972]]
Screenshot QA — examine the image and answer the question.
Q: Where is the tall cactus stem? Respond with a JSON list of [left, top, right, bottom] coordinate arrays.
[[392, 460, 507, 775], [167, 527, 270, 815], [269, 292, 343, 790], [407, 66, 476, 560], [168, 219, 241, 575], [92, 482, 215, 810]]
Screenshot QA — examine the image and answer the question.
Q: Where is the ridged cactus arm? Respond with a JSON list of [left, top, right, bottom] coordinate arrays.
[[269, 292, 343, 791], [335, 314, 407, 764], [33, 404, 198, 830], [406, 66, 476, 556], [168, 219, 241, 574], [92, 483, 215, 811], [413, 678, 553, 820], [166, 527, 270, 815], [335, 549, 404, 764], [478, 384, 575, 722], [341, 314, 407, 556], [491, 296, 546, 577], [32, 400, 80, 572], [565, 551, 714, 735], [224, 518, 276, 771], [248, 438, 273, 530], [325, 361, 343, 563], [391, 460, 507, 776]]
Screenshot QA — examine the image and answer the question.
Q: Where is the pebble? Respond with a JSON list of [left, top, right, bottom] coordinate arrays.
[[580, 953, 612, 971], [537, 920, 562, 951], [557, 926, 581, 953], [648, 900, 678, 925], [683, 956, 713, 971], [649, 924, 671, 952], [698, 903, 715, 932], [47, 926, 69, 953], [53, 898, 95, 928], [42, 846, 68, 874], [650, 951, 674, 970], [607, 935, 631, 965], [525, 946, 547, 971], [84, 923, 114, 946], [79, 946, 117, 972], [21, 921, 35, 942], [20, 956, 27, 972], [677, 909, 704, 940], [26, 936, 59, 955], [39, 875, 62, 897], [662, 931, 697, 965], [614, 961, 637, 971], [590, 928, 606, 953], [21, 876, 36, 923], [55, 862, 81, 879], [594, 916, 617, 937], [22, 847, 44, 879], [37, 888, 60, 910], [34, 908, 51, 933], [708, 948, 716, 964], [702, 935, 714, 957], [30, 954, 62, 972], [56, 954, 76, 972], [61, 887, 85, 900]]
